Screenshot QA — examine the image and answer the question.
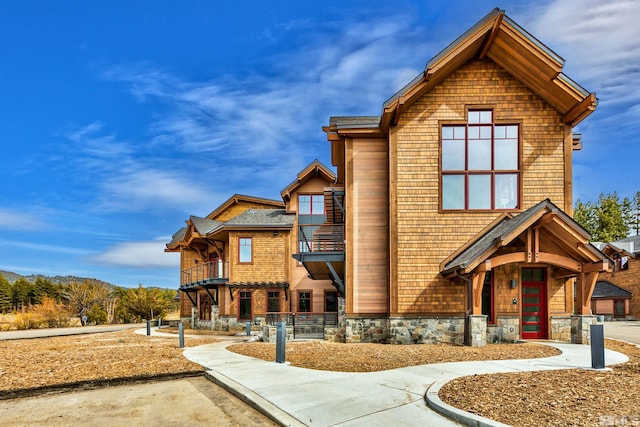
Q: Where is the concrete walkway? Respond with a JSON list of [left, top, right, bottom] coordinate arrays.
[[178, 335, 629, 427]]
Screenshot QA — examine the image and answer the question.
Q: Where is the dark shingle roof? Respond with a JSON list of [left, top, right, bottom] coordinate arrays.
[[167, 227, 187, 246], [190, 216, 223, 235], [224, 209, 294, 228], [329, 116, 381, 129], [592, 281, 632, 299]]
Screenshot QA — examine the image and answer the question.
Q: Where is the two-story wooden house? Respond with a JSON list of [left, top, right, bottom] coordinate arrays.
[[296, 9, 611, 346], [166, 161, 342, 334]]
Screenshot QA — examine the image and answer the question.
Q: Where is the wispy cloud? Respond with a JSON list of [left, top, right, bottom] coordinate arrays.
[[0, 209, 45, 231], [100, 14, 433, 173], [528, 0, 640, 109], [92, 239, 179, 268]]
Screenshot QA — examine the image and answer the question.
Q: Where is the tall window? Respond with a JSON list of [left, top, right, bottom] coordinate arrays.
[[298, 291, 311, 312], [239, 291, 251, 320], [298, 195, 325, 253], [442, 110, 519, 210], [238, 237, 252, 263], [481, 272, 494, 324], [267, 291, 280, 312]]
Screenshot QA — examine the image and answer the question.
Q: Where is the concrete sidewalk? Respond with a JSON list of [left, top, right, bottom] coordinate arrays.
[[179, 335, 629, 427]]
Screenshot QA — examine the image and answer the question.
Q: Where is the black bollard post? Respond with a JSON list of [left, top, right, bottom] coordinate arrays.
[[179, 322, 184, 349], [146, 320, 151, 336], [276, 321, 286, 363], [590, 323, 605, 369]]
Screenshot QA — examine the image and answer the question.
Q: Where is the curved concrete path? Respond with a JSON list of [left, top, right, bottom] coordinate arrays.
[[180, 338, 628, 427]]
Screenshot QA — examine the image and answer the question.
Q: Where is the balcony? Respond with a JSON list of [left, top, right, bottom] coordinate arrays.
[[293, 223, 345, 295], [180, 260, 228, 289]]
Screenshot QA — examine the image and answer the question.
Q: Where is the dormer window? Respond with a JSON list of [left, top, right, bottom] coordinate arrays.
[[441, 109, 520, 210]]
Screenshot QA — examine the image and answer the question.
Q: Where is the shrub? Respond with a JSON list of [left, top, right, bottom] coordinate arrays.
[[15, 313, 43, 330], [29, 297, 72, 328], [87, 304, 107, 325]]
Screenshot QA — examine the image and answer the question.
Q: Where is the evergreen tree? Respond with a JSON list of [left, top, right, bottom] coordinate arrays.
[[11, 278, 33, 310], [632, 191, 640, 236], [573, 199, 597, 236], [594, 192, 628, 242], [0, 275, 11, 312], [574, 192, 630, 242]]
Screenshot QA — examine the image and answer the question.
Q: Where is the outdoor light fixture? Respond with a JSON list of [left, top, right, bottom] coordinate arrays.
[[510, 279, 517, 289]]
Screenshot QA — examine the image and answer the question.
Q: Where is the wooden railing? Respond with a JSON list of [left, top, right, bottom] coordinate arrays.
[[181, 260, 227, 286]]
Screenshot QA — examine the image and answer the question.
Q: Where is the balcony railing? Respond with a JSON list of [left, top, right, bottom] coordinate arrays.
[[181, 260, 228, 287], [299, 224, 344, 253], [265, 312, 338, 339]]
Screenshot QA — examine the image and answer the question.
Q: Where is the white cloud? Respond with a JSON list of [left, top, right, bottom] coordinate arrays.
[[93, 239, 179, 268], [527, 0, 640, 109], [0, 209, 45, 231]]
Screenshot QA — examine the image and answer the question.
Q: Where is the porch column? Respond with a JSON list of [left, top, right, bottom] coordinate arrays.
[[576, 272, 599, 315]]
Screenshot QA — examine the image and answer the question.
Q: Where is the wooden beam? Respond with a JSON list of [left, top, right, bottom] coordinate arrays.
[[471, 271, 487, 315], [583, 260, 611, 273], [534, 228, 540, 263], [526, 229, 532, 263], [537, 252, 582, 272], [564, 93, 597, 125], [475, 259, 492, 272], [479, 11, 504, 59], [486, 252, 526, 269]]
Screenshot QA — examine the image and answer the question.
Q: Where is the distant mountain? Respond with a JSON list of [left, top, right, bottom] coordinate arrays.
[[0, 270, 115, 288]]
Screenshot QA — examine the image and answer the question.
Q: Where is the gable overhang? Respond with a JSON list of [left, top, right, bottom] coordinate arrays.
[[205, 194, 284, 221], [381, 8, 597, 131], [441, 199, 612, 278], [280, 159, 337, 201]]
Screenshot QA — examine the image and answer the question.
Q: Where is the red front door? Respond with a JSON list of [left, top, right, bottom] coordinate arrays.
[[521, 268, 547, 339]]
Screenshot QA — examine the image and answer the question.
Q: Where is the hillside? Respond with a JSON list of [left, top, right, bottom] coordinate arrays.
[[0, 270, 115, 288]]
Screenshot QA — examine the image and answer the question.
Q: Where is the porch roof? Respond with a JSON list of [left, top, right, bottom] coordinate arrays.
[[592, 281, 632, 299], [441, 198, 610, 276], [227, 282, 289, 289]]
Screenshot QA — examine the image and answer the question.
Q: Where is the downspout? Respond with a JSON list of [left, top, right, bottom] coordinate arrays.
[[454, 269, 472, 346]]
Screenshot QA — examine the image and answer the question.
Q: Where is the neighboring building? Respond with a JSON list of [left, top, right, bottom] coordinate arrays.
[[168, 9, 612, 346], [594, 235, 640, 319], [591, 281, 632, 320], [166, 161, 341, 334]]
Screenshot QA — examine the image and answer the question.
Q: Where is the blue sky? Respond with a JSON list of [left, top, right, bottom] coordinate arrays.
[[0, 0, 638, 288]]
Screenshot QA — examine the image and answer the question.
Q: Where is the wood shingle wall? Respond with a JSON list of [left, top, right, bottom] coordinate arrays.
[[391, 58, 567, 315]]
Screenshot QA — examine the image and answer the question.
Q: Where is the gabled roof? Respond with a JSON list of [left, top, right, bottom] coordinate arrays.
[[592, 281, 632, 299], [165, 227, 187, 251], [442, 198, 609, 275], [189, 216, 223, 235], [381, 8, 596, 130], [222, 209, 294, 229], [205, 194, 284, 220], [280, 159, 336, 201], [325, 9, 596, 140]]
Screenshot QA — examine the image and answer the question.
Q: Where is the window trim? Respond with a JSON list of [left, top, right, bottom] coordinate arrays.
[[237, 236, 253, 264], [439, 109, 522, 212]]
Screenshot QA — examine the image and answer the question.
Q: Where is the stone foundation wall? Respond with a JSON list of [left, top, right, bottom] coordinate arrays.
[[262, 324, 294, 343], [550, 316, 572, 342], [388, 317, 465, 345], [344, 317, 388, 343], [486, 316, 520, 343], [571, 315, 597, 344], [468, 315, 487, 347]]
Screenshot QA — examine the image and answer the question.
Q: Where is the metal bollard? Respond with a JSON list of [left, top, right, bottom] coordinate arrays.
[[178, 322, 184, 349], [590, 323, 605, 369], [246, 321, 251, 336], [276, 321, 286, 363], [146, 320, 151, 336], [158, 317, 162, 328]]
